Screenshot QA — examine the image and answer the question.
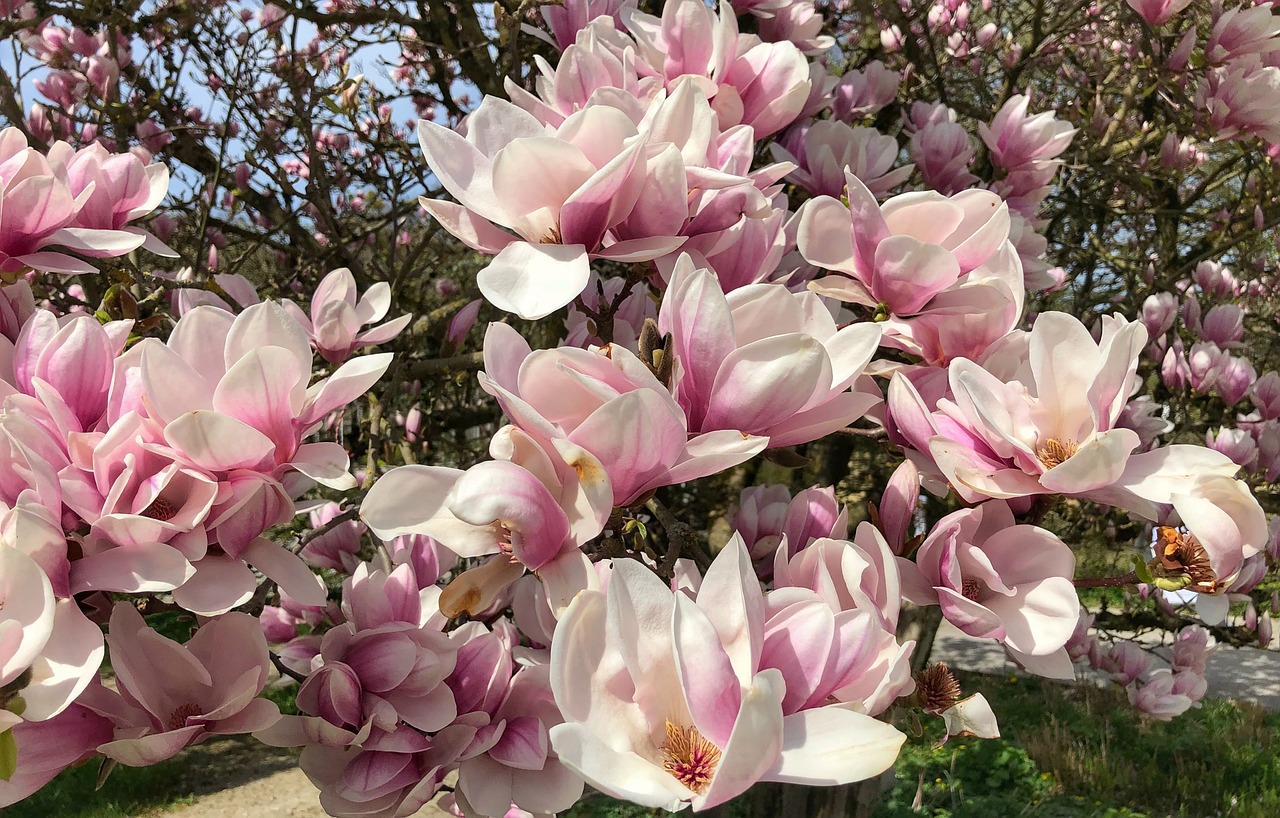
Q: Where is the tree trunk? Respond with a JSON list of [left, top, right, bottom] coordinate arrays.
[[703, 772, 895, 818]]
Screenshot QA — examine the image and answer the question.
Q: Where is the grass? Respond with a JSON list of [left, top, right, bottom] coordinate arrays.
[[12, 673, 1280, 818], [874, 671, 1280, 818]]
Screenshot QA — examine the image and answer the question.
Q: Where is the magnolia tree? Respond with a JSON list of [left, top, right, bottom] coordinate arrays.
[[0, 0, 1277, 816]]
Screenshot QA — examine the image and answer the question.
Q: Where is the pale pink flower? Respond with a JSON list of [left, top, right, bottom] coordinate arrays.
[[98, 603, 281, 765], [620, 0, 813, 138], [1206, 4, 1280, 65], [979, 95, 1076, 171], [549, 538, 905, 811], [1125, 0, 1193, 27], [771, 121, 913, 199], [541, 0, 625, 50], [1197, 56, 1280, 143], [830, 61, 900, 122], [897, 501, 1079, 661], [659, 257, 882, 444], [417, 94, 689, 319], [362, 422, 613, 612], [0, 702, 115, 808], [886, 311, 1248, 518], [283, 268, 411, 365], [799, 172, 1013, 316], [53, 140, 175, 257], [474, 322, 766, 506], [730, 484, 846, 563]]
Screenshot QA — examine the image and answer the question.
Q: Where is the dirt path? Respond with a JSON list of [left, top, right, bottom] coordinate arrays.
[[148, 621, 1280, 818]]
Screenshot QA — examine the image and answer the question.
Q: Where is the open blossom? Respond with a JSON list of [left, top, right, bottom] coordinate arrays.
[[658, 257, 883, 444], [97, 603, 281, 765], [799, 172, 1023, 364], [897, 502, 1079, 669], [620, 0, 812, 138], [798, 172, 1013, 317], [474, 321, 766, 506], [771, 121, 913, 198], [283, 268, 412, 364], [889, 312, 1231, 514], [417, 93, 691, 319], [1197, 56, 1280, 144], [549, 538, 905, 811], [830, 61, 900, 121], [979, 95, 1076, 172], [362, 421, 613, 613]]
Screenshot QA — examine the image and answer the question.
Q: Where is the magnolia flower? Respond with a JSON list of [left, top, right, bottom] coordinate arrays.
[[771, 121, 913, 199], [417, 95, 687, 319], [98, 603, 281, 765], [549, 538, 905, 811], [1124, 0, 1193, 27], [979, 95, 1075, 173], [830, 61, 900, 122], [799, 172, 1014, 317], [283, 268, 411, 365], [475, 322, 766, 506], [659, 257, 882, 445], [730, 484, 846, 563], [887, 311, 1253, 525], [897, 502, 1079, 663]]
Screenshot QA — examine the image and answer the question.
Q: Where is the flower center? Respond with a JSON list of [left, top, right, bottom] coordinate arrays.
[[167, 702, 203, 731], [540, 225, 562, 244], [1036, 438, 1079, 469], [961, 578, 984, 601], [1153, 526, 1218, 593], [142, 496, 180, 521], [661, 720, 721, 795]]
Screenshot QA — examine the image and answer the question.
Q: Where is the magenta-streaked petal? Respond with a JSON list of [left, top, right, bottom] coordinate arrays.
[[672, 594, 742, 748]]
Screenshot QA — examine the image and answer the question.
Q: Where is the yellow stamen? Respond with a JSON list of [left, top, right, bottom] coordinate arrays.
[[660, 720, 721, 795], [1036, 438, 1079, 469]]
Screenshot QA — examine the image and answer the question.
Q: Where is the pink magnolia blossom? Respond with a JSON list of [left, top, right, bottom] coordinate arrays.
[[754, 0, 834, 55], [52, 139, 175, 257], [283, 268, 412, 365], [474, 321, 766, 506], [453, 664, 585, 817], [771, 121, 913, 199], [1206, 4, 1280, 65], [886, 311, 1246, 519], [299, 501, 366, 571], [897, 501, 1079, 665], [1197, 56, 1280, 143], [730, 484, 846, 563], [541, 0, 626, 50], [417, 93, 691, 319], [1125, 0, 1193, 27], [362, 421, 613, 612], [620, 0, 812, 138], [906, 105, 979, 194], [1252, 370, 1280, 419], [658, 257, 882, 444], [1127, 668, 1205, 720], [799, 172, 1023, 364], [549, 538, 905, 811], [830, 61, 900, 122], [97, 603, 281, 765], [979, 95, 1076, 172], [0, 702, 115, 808]]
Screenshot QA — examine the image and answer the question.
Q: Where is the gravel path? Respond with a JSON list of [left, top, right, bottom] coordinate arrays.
[[148, 620, 1280, 818]]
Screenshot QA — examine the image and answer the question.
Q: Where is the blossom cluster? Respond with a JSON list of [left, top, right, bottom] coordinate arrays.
[[1, 0, 1278, 816]]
